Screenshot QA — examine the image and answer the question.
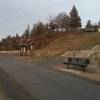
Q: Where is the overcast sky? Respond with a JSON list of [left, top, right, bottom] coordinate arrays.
[[0, 0, 100, 40]]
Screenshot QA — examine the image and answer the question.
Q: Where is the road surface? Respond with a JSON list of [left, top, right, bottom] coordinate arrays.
[[0, 54, 99, 100]]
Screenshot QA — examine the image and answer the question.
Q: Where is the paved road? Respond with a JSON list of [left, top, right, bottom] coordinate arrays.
[[0, 54, 100, 100]]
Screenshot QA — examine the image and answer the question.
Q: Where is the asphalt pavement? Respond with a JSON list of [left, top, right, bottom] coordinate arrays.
[[0, 54, 99, 100]]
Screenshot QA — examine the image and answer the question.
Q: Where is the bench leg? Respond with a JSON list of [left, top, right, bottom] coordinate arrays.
[[67, 64, 69, 69], [83, 67, 85, 72]]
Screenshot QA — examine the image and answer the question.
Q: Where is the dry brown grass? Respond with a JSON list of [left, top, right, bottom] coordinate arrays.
[[33, 32, 100, 58], [95, 53, 100, 65]]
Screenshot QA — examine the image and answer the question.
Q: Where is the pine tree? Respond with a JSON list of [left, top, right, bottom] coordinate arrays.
[[86, 20, 92, 28], [23, 24, 30, 38], [35, 22, 45, 35], [70, 5, 81, 30]]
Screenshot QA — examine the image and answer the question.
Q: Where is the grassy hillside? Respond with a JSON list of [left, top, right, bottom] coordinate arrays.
[[33, 32, 100, 58]]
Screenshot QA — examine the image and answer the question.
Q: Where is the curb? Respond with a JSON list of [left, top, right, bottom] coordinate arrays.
[[52, 67, 100, 86]]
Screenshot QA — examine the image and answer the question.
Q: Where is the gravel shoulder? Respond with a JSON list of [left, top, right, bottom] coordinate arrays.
[[53, 64, 100, 84]]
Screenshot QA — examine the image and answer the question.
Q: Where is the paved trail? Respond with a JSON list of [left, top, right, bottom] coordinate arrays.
[[0, 54, 100, 100]]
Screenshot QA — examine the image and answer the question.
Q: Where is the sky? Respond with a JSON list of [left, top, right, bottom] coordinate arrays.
[[0, 0, 100, 40]]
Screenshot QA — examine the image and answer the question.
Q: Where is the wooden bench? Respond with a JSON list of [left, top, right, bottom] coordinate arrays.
[[63, 57, 90, 72]]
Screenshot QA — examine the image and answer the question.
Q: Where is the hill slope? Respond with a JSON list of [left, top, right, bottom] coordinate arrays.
[[33, 32, 100, 57]]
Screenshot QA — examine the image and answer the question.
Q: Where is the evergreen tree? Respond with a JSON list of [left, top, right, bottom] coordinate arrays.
[[70, 5, 81, 30], [35, 22, 45, 35], [31, 22, 45, 36], [86, 20, 92, 28], [23, 24, 30, 38]]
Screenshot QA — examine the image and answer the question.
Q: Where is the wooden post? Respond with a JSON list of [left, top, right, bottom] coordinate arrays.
[[19, 47, 21, 56], [83, 67, 85, 72], [19, 45, 27, 56], [23, 47, 25, 54], [82, 66, 85, 72], [20, 46, 23, 56], [30, 43, 34, 57]]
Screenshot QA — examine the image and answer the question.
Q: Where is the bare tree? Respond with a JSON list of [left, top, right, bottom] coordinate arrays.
[[55, 12, 70, 32], [55, 13, 65, 32], [48, 15, 56, 32]]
